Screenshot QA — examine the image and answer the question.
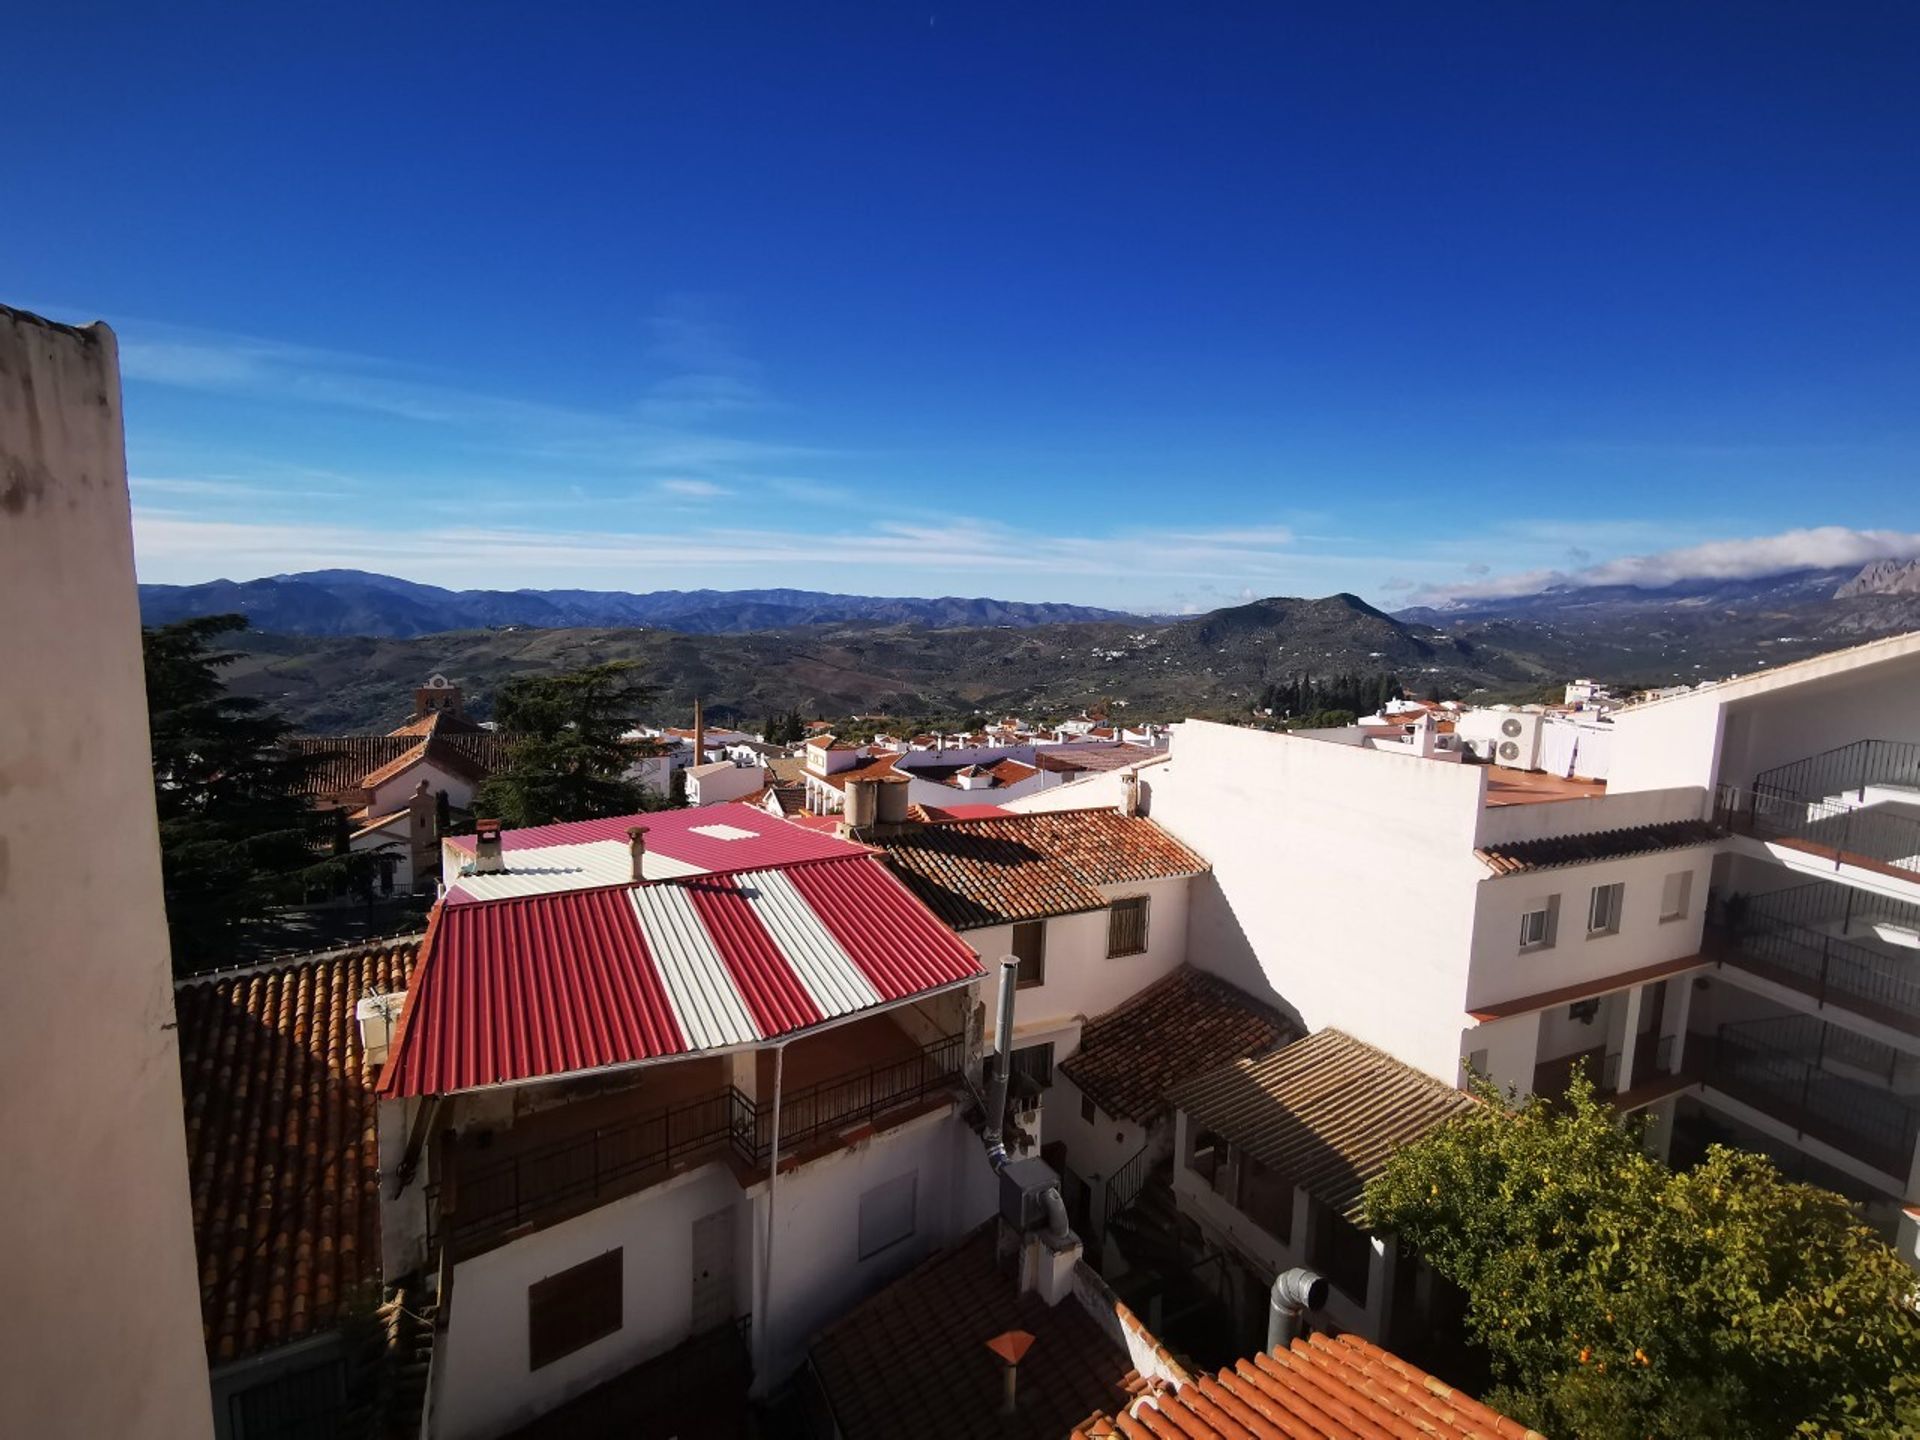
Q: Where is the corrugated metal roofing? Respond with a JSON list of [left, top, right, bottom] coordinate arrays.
[[447, 841, 706, 903], [379, 854, 982, 1096], [1165, 1029, 1474, 1223]]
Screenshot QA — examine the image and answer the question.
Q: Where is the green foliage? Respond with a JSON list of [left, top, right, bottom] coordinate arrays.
[[474, 661, 660, 826], [145, 615, 345, 971], [1365, 1073, 1920, 1439], [762, 706, 807, 746]]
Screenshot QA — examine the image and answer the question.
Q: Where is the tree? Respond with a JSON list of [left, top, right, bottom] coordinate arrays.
[[474, 661, 659, 826], [763, 706, 807, 746], [144, 615, 342, 970], [1365, 1073, 1920, 1439]]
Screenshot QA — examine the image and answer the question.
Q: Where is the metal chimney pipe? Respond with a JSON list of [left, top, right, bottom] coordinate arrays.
[[1001, 1360, 1018, 1416], [1267, 1267, 1329, 1354], [982, 956, 1020, 1171]]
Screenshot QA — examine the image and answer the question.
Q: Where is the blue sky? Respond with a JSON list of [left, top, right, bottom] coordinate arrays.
[[7, 4, 1919, 613]]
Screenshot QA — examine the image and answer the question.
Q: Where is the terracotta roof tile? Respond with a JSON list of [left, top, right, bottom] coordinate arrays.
[[871, 809, 1208, 929], [1077, 1333, 1542, 1440], [286, 732, 512, 796], [810, 1225, 1136, 1440], [389, 708, 486, 737], [1475, 818, 1721, 875], [1165, 1029, 1474, 1224], [174, 940, 419, 1362], [1060, 967, 1299, 1125]]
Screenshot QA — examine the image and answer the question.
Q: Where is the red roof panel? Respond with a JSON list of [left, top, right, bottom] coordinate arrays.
[[444, 802, 866, 871], [686, 876, 825, 1036]]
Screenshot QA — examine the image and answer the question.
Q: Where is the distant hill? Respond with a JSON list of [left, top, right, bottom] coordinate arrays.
[[1393, 566, 1866, 624], [136, 569, 1136, 636]]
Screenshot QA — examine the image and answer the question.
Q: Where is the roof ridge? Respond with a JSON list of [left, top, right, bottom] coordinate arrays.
[[174, 934, 426, 988]]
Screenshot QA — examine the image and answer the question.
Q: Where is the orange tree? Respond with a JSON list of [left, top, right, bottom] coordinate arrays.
[[1364, 1073, 1919, 1439]]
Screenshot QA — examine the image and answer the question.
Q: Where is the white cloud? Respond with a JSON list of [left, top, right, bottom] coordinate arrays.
[[658, 478, 730, 500], [1413, 525, 1920, 604]]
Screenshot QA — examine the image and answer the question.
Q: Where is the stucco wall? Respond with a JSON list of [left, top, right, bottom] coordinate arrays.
[[0, 309, 214, 1437], [433, 1163, 749, 1440], [972, 876, 1193, 1047], [1149, 721, 1488, 1083], [1463, 845, 1714, 1014]]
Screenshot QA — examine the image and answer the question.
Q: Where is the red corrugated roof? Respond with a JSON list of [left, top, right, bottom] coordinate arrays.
[[378, 854, 982, 1097]]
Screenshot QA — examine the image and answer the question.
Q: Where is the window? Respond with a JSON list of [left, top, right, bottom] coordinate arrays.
[[529, 1249, 622, 1370], [1009, 1041, 1054, 1089], [1011, 920, 1046, 988], [1107, 896, 1150, 957], [1519, 896, 1559, 952], [858, 1172, 917, 1259], [1081, 1094, 1096, 1124], [1660, 870, 1693, 923], [1588, 883, 1624, 936]]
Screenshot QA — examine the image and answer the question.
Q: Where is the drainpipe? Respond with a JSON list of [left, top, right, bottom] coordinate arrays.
[[1267, 1267, 1329, 1353], [982, 957, 1020, 1172], [755, 1041, 787, 1384]]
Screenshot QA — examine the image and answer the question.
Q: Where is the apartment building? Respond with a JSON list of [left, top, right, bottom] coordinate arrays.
[[374, 840, 991, 1438], [0, 306, 215, 1437], [1608, 632, 1920, 1261]]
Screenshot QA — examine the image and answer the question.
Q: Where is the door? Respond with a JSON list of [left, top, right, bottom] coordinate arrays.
[[690, 1207, 736, 1335]]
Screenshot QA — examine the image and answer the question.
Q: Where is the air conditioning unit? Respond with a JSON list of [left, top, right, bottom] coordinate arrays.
[[1498, 740, 1522, 762], [1501, 717, 1525, 739], [998, 1156, 1062, 1233]]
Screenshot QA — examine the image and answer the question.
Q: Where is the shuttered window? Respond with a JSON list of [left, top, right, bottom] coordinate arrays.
[[528, 1249, 623, 1370], [1107, 896, 1149, 957], [1011, 920, 1046, 988]]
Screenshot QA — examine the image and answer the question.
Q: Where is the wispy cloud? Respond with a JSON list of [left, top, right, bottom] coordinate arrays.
[[658, 477, 731, 500], [1411, 525, 1920, 604]]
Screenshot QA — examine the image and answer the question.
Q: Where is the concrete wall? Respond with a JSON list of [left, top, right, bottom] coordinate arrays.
[[972, 876, 1193, 1048], [367, 755, 475, 816], [433, 1163, 749, 1440], [1150, 721, 1489, 1083], [0, 309, 214, 1437]]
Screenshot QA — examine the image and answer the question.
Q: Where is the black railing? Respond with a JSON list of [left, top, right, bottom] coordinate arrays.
[[1753, 738, 1920, 810], [428, 1032, 965, 1256], [1722, 919, 1920, 1035], [1701, 1018, 1920, 1178], [1717, 787, 1920, 880], [1102, 1141, 1155, 1237]]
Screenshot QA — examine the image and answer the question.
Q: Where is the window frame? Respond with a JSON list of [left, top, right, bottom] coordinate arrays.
[[1587, 882, 1624, 937], [1106, 895, 1151, 958], [1518, 895, 1559, 953], [1011, 919, 1047, 989]]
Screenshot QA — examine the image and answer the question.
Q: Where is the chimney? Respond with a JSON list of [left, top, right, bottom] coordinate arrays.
[[627, 825, 649, 882], [984, 1331, 1035, 1417], [473, 818, 505, 874], [693, 696, 705, 765], [1267, 1267, 1329, 1353], [1411, 711, 1437, 759], [1118, 770, 1140, 818]]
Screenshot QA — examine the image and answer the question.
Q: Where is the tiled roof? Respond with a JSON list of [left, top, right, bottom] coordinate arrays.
[[380, 854, 983, 1096], [1166, 1029, 1474, 1223], [174, 940, 419, 1362], [389, 709, 486, 737], [810, 1225, 1139, 1440], [1073, 1332, 1543, 1440], [1475, 818, 1722, 875], [358, 733, 495, 791], [872, 809, 1209, 929], [1059, 967, 1299, 1125], [1038, 743, 1166, 774], [286, 732, 512, 796]]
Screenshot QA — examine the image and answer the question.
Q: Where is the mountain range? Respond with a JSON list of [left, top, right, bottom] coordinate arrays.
[[148, 562, 1920, 733], [136, 570, 1132, 635]]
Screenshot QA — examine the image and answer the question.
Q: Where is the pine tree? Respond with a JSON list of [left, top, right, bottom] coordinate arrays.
[[474, 661, 659, 826], [144, 615, 342, 971]]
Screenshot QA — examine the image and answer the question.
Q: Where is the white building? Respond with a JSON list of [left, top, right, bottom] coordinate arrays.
[[374, 839, 996, 1438], [1607, 632, 1920, 1261], [683, 756, 770, 807], [0, 306, 214, 1437]]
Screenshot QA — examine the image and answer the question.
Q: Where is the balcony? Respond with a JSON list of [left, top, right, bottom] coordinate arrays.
[[429, 1023, 965, 1257], [1717, 785, 1920, 886], [1531, 1034, 1677, 1104], [1695, 1015, 1920, 1180], [1712, 884, 1920, 1037]]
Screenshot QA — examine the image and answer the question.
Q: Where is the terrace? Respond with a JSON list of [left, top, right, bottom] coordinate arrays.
[[427, 1013, 965, 1258]]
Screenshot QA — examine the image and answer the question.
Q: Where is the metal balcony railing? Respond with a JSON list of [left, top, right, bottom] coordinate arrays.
[[1715, 786, 1920, 881], [427, 1032, 965, 1256], [1717, 915, 1920, 1037], [1699, 1017, 1920, 1179], [1752, 738, 1920, 810]]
